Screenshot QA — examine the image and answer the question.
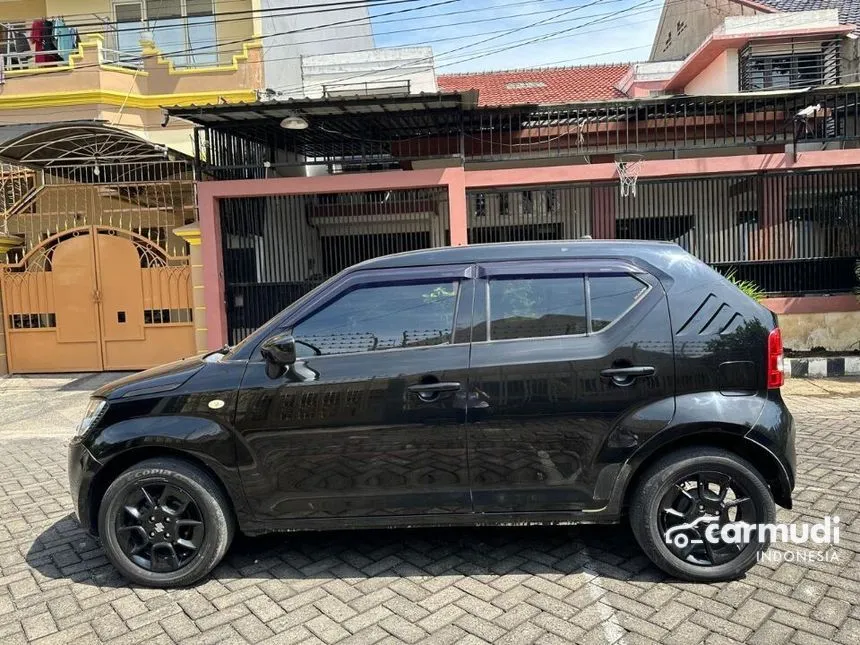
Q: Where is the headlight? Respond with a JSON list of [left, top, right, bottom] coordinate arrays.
[[76, 398, 107, 437]]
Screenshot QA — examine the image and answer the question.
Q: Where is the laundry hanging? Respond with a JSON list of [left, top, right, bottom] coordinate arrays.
[[53, 17, 78, 61], [30, 18, 61, 64]]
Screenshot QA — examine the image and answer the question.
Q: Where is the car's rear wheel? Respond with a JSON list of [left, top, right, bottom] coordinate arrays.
[[629, 446, 775, 582], [98, 458, 234, 587]]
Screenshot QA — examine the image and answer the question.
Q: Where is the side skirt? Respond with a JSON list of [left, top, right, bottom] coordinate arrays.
[[238, 510, 622, 536]]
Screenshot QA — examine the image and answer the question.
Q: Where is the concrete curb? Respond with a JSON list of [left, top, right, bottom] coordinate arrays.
[[785, 356, 860, 378]]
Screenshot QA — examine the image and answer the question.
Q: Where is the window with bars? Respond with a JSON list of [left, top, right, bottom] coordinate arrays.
[[739, 40, 840, 91]]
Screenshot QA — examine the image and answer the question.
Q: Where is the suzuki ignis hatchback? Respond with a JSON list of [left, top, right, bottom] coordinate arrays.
[[68, 241, 795, 587]]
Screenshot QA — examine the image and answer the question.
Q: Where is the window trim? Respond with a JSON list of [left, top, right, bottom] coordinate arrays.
[[475, 267, 652, 344]]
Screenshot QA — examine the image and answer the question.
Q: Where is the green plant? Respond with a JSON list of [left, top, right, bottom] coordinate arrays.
[[724, 268, 767, 302]]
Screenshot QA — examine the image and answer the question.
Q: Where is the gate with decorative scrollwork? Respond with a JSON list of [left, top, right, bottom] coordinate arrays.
[[1, 226, 194, 372], [0, 158, 198, 373]]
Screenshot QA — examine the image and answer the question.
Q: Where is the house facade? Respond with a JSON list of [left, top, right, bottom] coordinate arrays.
[[166, 5, 859, 359], [0, 0, 377, 374]]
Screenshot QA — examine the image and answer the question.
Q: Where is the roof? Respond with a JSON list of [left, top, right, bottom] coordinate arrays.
[[738, 0, 860, 30], [353, 240, 680, 272], [437, 64, 632, 106]]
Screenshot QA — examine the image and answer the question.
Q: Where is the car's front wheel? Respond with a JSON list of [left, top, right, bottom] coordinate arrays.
[[98, 458, 234, 587], [630, 446, 776, 582]]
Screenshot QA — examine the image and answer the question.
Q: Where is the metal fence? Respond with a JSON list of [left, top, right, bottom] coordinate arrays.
[[221, 187, 449, 343], [468, 168, 860, 295]]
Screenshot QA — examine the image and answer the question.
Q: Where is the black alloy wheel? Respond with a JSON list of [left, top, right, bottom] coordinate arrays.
[[99, 458, 234, 587], [115, 483, 205, 573], [630, 446, 775, 582], [658, 471, 755, 567]]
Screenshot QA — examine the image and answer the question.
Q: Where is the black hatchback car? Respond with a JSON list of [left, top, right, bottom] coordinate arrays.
[[69, 241, 795, 587]]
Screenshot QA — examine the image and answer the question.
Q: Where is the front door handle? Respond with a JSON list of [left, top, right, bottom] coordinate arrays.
[[407, 381, 461, 402], [407, 382, 462, 394], [600, 366, 655, 386]]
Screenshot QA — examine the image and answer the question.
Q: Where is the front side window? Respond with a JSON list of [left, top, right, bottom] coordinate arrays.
[[488, 276, 586, 340], [292, 281, 459, 356]]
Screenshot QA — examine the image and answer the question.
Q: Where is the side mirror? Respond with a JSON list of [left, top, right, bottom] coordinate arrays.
[[261, 333, 296, 367]]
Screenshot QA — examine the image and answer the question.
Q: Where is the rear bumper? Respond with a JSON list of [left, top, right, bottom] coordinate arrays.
[[68, 437, 101, 534], [745, 391, 796, 508]]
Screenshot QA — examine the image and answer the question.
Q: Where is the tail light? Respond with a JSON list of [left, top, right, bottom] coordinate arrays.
[[767, 328, 784, 389]]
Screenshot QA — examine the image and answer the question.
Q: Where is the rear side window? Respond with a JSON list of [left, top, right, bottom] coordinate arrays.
[[589, 275, 648, 331], [292, 281, 459, 356], [488, 276, 587, 340], [484, 273, 649, 341]]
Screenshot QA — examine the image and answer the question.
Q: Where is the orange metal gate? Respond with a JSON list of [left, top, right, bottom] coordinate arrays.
[[1, 226, 195, 373]]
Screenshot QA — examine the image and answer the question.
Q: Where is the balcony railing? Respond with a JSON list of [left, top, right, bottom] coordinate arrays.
[[192, 87, 860, 177]]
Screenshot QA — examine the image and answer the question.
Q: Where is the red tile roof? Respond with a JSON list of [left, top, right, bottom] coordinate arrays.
[[437, 64, 632, 106]]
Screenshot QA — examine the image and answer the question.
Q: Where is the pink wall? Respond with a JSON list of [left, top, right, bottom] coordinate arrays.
[[198, 150, 860, 348], [197, 167, 469, 348]]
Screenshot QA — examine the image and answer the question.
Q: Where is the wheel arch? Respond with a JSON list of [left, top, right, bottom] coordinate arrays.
[[86, 446, 238, 536], [619, 428, 793, 512]]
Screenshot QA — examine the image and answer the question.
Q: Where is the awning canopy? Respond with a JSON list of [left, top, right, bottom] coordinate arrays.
[[0, 122, 180, 167]]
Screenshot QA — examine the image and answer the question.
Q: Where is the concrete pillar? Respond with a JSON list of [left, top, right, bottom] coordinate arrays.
[[173, 224, 208, 354], [444, 167, 468, 246], [0, 234, 23, 375]]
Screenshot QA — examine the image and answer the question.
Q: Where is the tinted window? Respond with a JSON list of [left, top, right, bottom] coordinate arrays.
[[488, 276, 586, 340], [589, 275, 647, 331], [292, 281, 458, 356]]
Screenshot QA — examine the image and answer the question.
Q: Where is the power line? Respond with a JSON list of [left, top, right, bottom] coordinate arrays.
[[22, 0, 462, 74], [271, 0, 661, 94], [2, 0, 413, 32], [246, 0, 672, 73]]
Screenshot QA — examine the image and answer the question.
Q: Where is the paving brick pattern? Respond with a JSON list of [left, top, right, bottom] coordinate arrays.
[[0, 382, 858, 644]]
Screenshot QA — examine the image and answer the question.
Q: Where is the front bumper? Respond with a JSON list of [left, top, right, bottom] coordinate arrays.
[[68, 437, 101, 533]]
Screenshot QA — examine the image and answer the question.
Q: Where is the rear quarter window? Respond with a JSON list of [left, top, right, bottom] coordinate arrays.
[[589, 275, 649, 331]]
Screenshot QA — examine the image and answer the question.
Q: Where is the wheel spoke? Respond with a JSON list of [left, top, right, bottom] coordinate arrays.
[[129, 541, 149, 556], [140, 486, 156, 507], [702, 536, 719, 564], [175, 538, 200, 551], [676, 485, 694, 500], [696, 474, 708, 501], [175, 518, 203, 527], [718, 476, 732, 502], [151, 543, 181, 572], [160, 485, 192, 516], [123, 504, 142, 521], [663, 507, 685, 518], [724, 496, 751, 509]]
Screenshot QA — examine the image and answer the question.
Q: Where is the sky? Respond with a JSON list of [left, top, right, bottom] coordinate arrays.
[[368, 0, 665, 74]]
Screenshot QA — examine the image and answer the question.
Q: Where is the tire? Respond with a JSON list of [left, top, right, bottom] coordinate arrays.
[[629, 446, 775, 582], [98, 458, 235, 588]]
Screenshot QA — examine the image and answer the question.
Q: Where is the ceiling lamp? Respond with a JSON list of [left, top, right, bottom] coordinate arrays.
[[280, 114, 308, 130]]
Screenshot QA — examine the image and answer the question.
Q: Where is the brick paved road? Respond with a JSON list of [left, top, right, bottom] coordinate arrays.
[[0, 375, 859, 644]]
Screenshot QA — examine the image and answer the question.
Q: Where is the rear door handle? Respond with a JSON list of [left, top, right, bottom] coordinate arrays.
[[407, 382, 462, 394], [600, 366, 655, 386]]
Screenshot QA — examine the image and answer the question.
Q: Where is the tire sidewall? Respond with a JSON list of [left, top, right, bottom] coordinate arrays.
[[99, 465, 231, 587], [633, 452, 776, 582]]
